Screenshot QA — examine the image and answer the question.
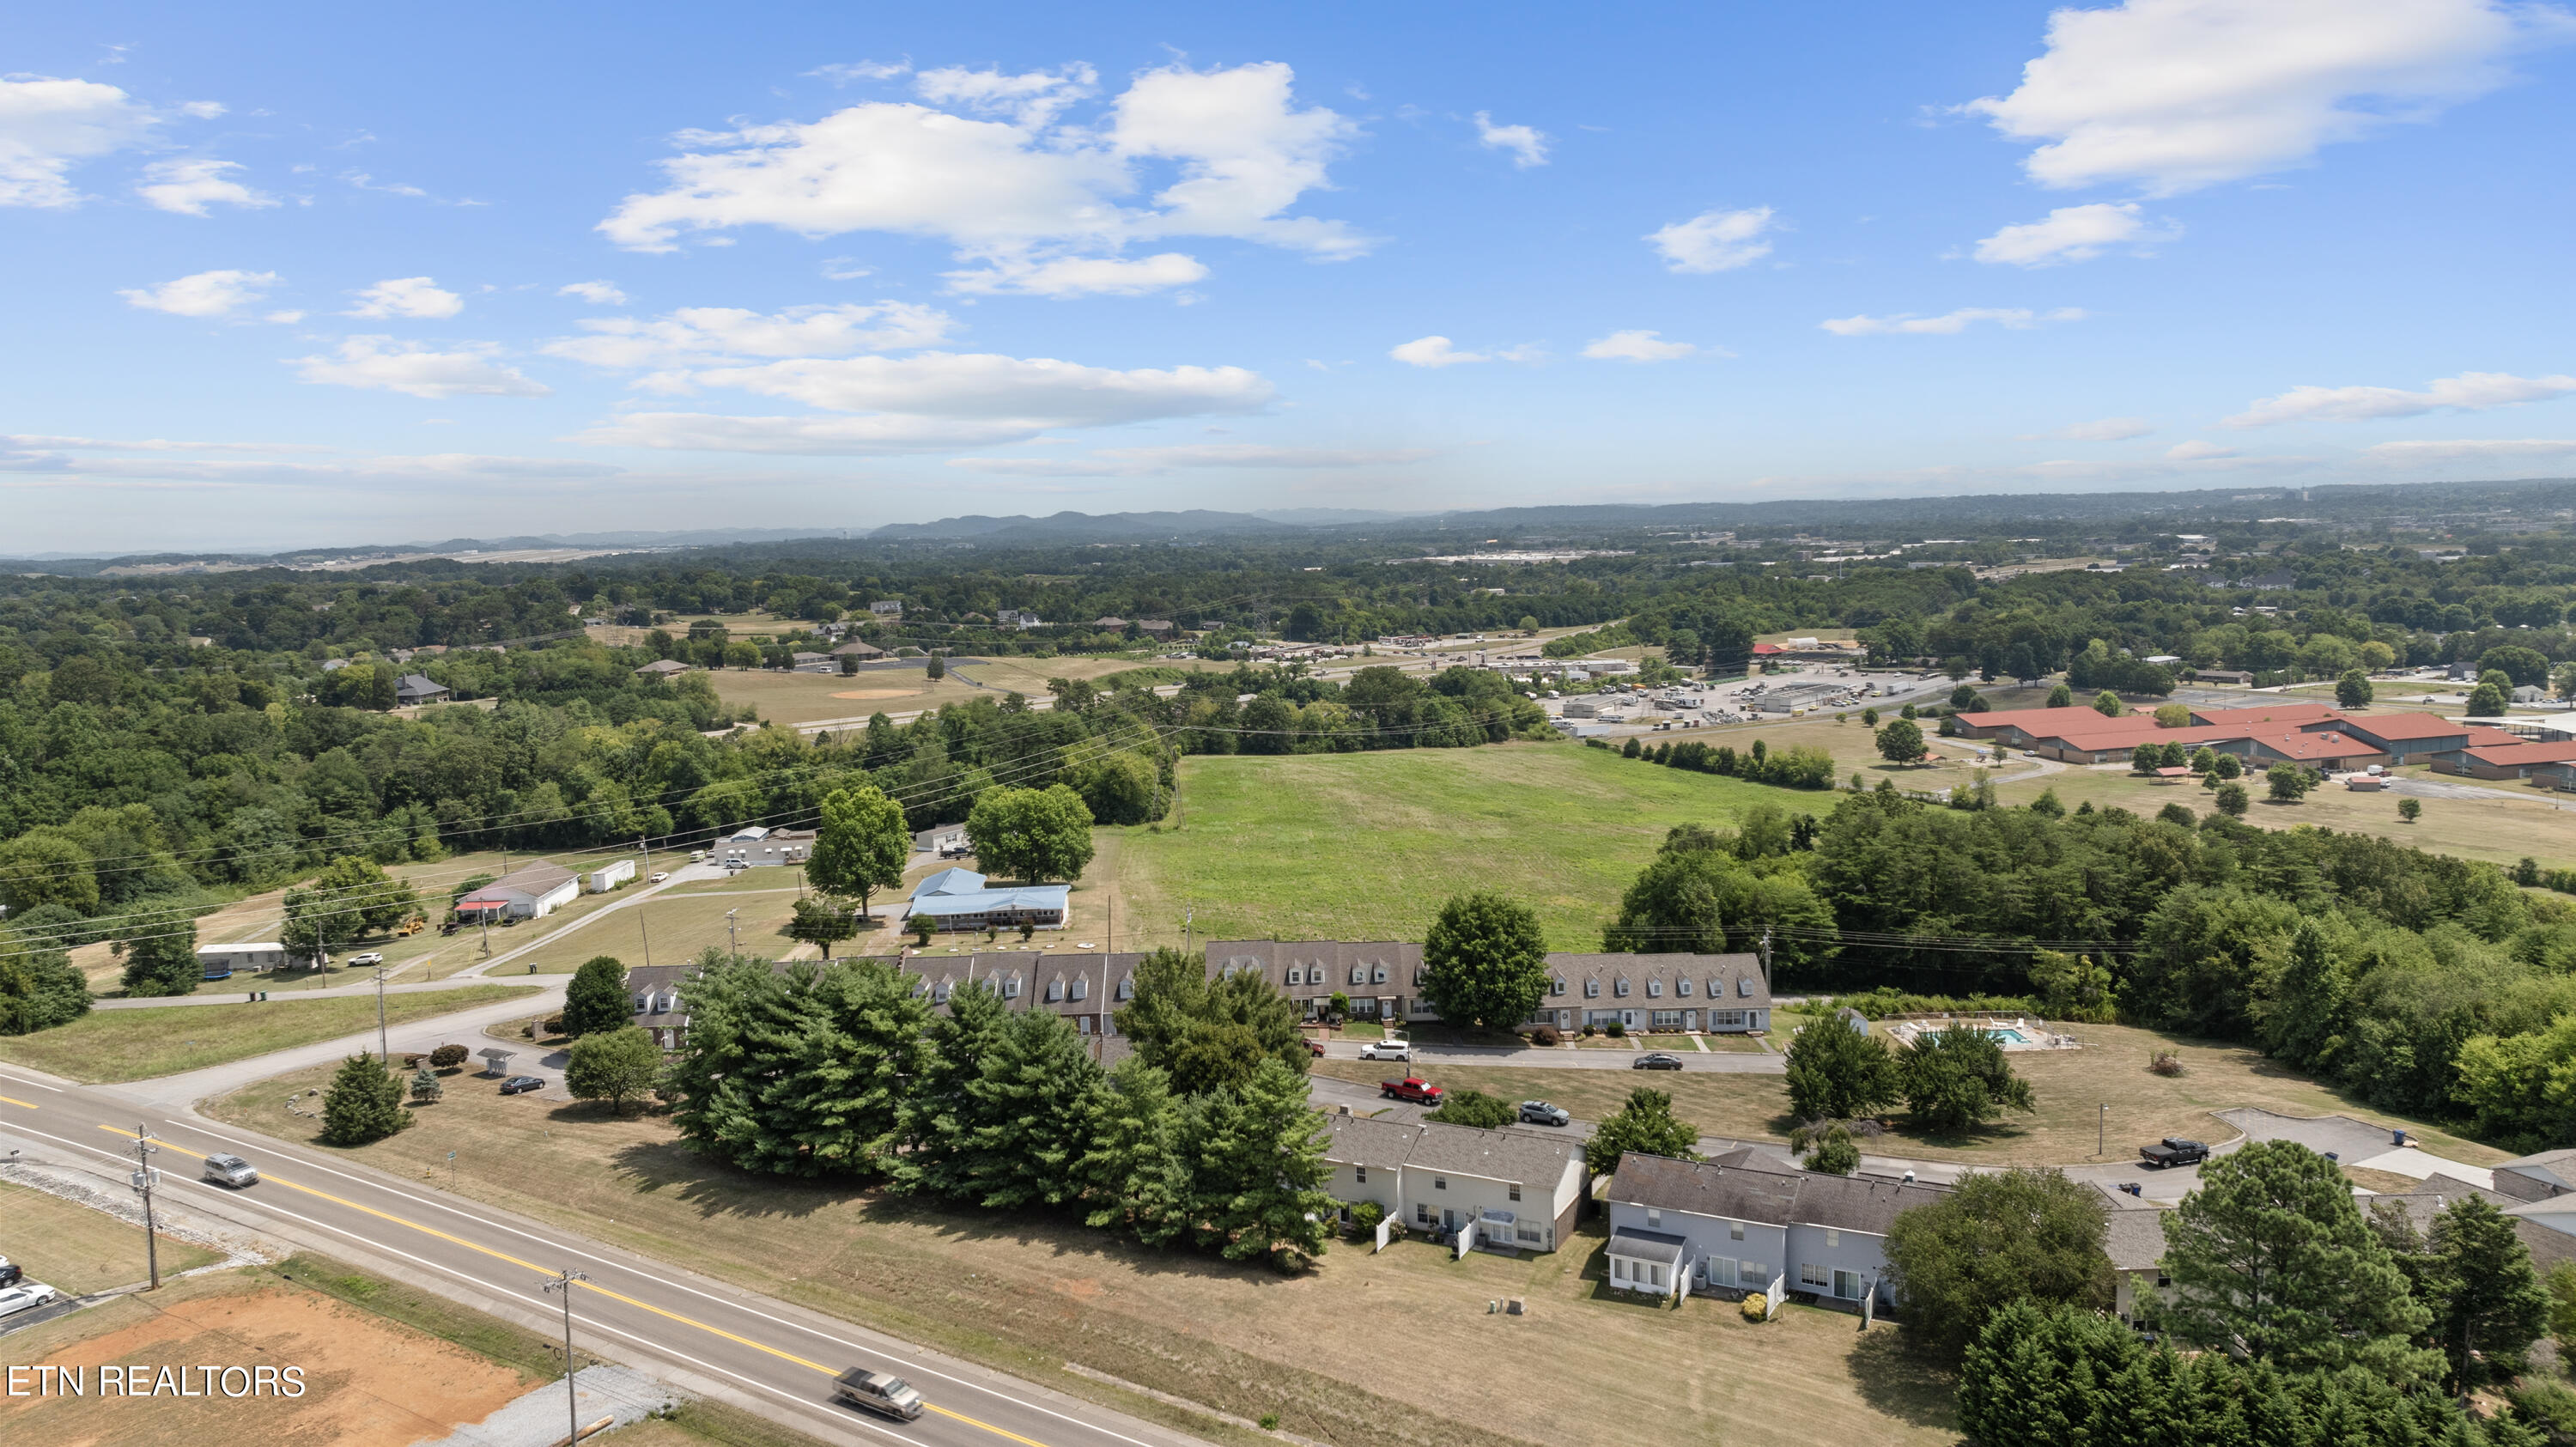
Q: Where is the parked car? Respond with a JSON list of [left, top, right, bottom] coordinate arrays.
[[1303, 1038, 1327, 1057], [833, 1368, 925, 1421], [0, 1255, 20, 1287], [0, 1280, 58, 1318], [1632, 1052, 1686, 1070], [499, 1075, 546, 1095], [1380, 1077, 1444, 1104], [201, 1152, 259, 1189], [1359, 1038, 1411, 1061], [2139, 1137, 2208, 1168], [648, 872, 670, 883], [1519, 1100, 1571, 1127], [346, 951, 384, 967]]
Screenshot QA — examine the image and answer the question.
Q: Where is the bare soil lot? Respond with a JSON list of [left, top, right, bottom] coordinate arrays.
[[0, 1266, 532, 1447]]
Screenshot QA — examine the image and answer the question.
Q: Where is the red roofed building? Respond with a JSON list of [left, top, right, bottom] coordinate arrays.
[[2322, 711, 2477, 764], [2234, 727, 2391, 771], [1750, 642, 1785, 656], [2436, 740, 2576, 781], [2186, 702, 2342, 729]]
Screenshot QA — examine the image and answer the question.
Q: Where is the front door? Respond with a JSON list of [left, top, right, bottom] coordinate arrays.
[[1442, 1208, 1456, 1231]]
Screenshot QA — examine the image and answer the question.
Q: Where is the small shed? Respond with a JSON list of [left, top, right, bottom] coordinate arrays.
[[2151, 766, 2192, 784], [477, 1048, 515, 1077]]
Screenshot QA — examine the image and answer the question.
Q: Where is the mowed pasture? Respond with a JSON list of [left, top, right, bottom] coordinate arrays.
[[1115, 741, 1844, 949], [708, 654, 1228, 728], [208, 1061, 1956, 1447], [0, 1179, 222, 1295], [1316, 1019, 2507, 1167], [0, 984, 540, 1082]]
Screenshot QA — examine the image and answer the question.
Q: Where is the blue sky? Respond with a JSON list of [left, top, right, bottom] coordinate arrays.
[[7, 0, 2575, 551]]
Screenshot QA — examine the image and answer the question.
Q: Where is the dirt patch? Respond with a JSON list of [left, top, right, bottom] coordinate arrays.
[[0, 1275, 529, 1446], [829, 687, 924, 700]]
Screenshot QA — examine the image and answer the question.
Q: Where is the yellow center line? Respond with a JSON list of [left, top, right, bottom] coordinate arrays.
[[94, 1126, 1054, 1447], [0, 1096, 38, 1110]]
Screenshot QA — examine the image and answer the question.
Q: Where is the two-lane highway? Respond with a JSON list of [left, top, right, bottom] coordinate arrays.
[[0, 1062, 1213, 1447]]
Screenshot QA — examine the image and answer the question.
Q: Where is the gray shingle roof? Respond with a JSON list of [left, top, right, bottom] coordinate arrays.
[[1316, 1115, 1584, 1189], [1544, 951, 1771, 1010], [1610, 1149, 1950, 1237], [2103, 1208, 2167, 1271], [477, 860, 577, 898], [1321, 1114, 1424, 1173]]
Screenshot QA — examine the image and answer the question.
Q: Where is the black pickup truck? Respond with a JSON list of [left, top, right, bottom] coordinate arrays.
[[2139, 1137, 2209, 1169]]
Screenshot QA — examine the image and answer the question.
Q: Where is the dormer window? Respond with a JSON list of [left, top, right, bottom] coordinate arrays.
[[1584, 979, 1600, 998], [1373, 966, 1388, 983], [1614, 977, 1631, 998], [1646, 1208, 1662, 1228], [933, 979, 952, 1003], [1285, 967, 1303, 985], [1004, 974, 1022, 999], [633, 994, 649, 1012], [1412, 966, 1425, 986], [1676, 977, 1693, 998], [1552, 977, 1567, 996], [1738, 977, 1755, 997], [1070, 977, 1087, 1000], [1045, 978, 1063, 1002], [1646, 978, 1662, 998], [1351, 966, 1367, 985], [1115, 976, 1133, 1000], [1707, 978, 1722, 998]]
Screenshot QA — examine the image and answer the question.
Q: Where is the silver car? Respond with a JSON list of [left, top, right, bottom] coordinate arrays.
[[202, 1152, 259, 1189], [1518, 1100, 1571, 1127], [834, 1368, 925, 1420]]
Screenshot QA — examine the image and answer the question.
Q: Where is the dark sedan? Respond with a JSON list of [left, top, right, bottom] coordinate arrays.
[[498, 1075, 546, 1095], [1632, 1052, 1686, 1070]]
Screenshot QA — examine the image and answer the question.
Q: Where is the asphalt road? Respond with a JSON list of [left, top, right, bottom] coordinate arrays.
[[1316, 1040, 1786, 1073], [0, 1062, 1212, 1447]]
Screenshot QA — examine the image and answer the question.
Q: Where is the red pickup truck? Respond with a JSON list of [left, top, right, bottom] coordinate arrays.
[[1381, 1077, 1443, 1104]]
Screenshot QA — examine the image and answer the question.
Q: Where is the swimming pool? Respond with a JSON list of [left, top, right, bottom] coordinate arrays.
[[1985, 1028, 2031, 1044]]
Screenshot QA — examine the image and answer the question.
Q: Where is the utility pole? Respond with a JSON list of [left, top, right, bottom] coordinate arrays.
[[636, 837, 652, 970], [130, 1126, 161, 1291], [2099, 1103, 2106, 1158], [726, 909, 738, 954], [542, 1268, 591, 1445], [1757, 928, 1772, 996], [374, 957, 390, 1063], [1184, 908, 1194, 955]]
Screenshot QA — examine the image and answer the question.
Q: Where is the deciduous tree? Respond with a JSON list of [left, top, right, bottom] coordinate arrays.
[[562, 954, 631, 1037], [1421, 891, 1548, 1029], [565, 1024, 663, 1112], [965, 784, 1096, 883], [1899, 1026, 2034, 1135], [807, 783, 909, 921], [1585, 1086, 1698, 1174], [1784, 1014, 1901, 1121], [1884, 1167, 2114, 1362], [1875, 717, 1927, 764]]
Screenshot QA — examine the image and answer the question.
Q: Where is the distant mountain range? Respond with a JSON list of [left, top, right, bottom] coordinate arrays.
[[9, 477, 2573, 576]]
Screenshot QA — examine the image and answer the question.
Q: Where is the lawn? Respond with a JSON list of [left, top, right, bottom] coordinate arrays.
[[0, 1178, 222, 1294], [1115, 741, 1850, 951], [1994, 760, 2576, 873], [1320, 1019, 2509, 1168], [0, 984, 540, 1083], [707, 653, 1230, 728], [206, 1062, 1954, 1447]]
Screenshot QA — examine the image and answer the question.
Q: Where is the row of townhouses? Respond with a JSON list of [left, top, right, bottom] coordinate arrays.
[[629, 942, 1771, 1047]]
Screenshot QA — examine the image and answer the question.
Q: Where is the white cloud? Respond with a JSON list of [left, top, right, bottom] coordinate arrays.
[[542, 301, 954, 370], [2363, 437, 2576, 461], [136, 158, 275, 216], [1646, 207, 1777, 273], [2024, 416, 2155, 441], [292, 337, 550, 398], [1390, 336, 1484, 368], [346, 277, 464, 319], [949, 443, 1433, 476], [1473, 112, 1549, 167], [942, 252, 1208, 297], [809, 59, 912, 84], [2166, 439, 2239, 459], [558, 280, 628, 305], [177, 100, 225, 119], [1973, 202, 2175, 265], [1820, 307, 2087, 336], [1581, 330, 1699, 362], [574, 351, 1273, 454], [1963, 0, 2575, 195], [2227, 370, 2576, 425], [117, 269, 281, 318], [914, 64, 1097, 127], [0, 76, 156, 207], [597, 61, 1364, 294], [2, 433, 336, 453]]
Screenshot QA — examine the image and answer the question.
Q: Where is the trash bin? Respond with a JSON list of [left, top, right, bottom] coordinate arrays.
[[2392, 1128, 2408, 1147]]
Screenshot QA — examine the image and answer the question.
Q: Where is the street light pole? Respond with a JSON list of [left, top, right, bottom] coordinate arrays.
[[2099, 1103, 2106, 1158], [130, 1125, 161, 1291], [542, 1268, 591, 1446]]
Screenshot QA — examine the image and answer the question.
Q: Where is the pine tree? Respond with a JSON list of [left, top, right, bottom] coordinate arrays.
[[1185, 1059, 1334, 1271], [951, 1010, 1104, 1210], [893, 981, 1012, 1199], [409, 1066, 442, 1103], [1079, 1056, 1191, 1245], [2427, 1195, 2549, 1390], [2262, 920, 2348, 1071], [117, 918, 201, 997], [320, 1053, 410, 1146]]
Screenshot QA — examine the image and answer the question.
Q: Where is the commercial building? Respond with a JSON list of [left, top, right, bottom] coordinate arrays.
[[903, 866, 1071, 932], [587, 859, 638, 892], [455, 860, 581, 920], [714, 824, 817, 868]]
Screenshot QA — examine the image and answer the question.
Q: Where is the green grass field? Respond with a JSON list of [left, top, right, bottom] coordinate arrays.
[[0, 984, 541, 1083], [0, 1180, 223, 1294], [1115, 741, 1833, 949]]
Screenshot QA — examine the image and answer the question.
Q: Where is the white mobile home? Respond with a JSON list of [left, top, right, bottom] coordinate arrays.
[[196, 942, 289, 978], [587, 859, 638, 892]]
